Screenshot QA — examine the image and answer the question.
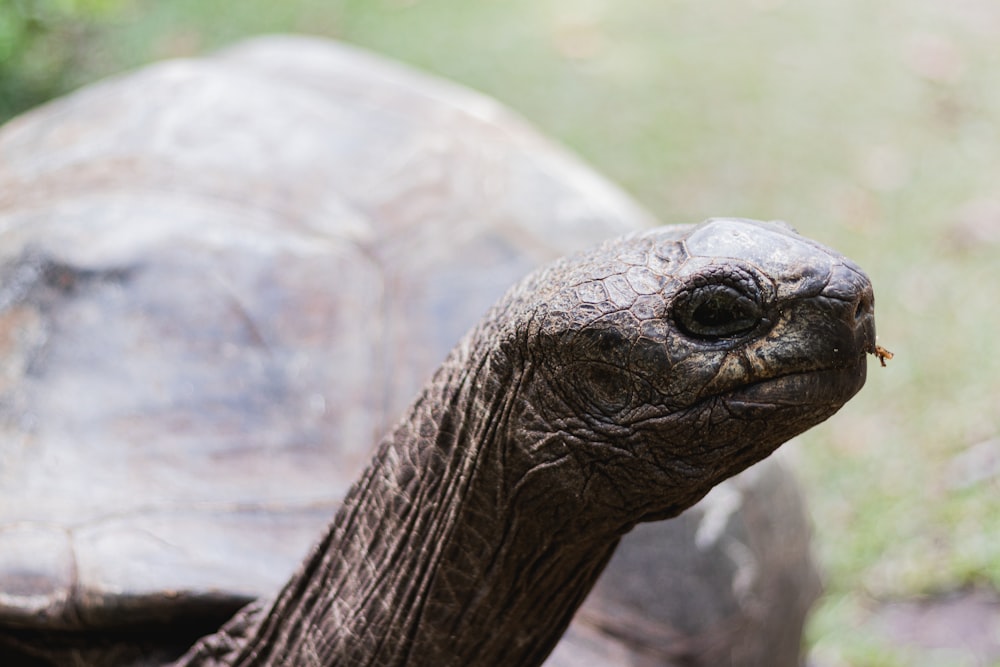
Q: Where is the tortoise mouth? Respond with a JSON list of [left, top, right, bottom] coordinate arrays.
[[723, 356, 868, 410]]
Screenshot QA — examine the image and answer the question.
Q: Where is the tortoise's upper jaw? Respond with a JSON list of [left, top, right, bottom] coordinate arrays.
[[741, 258, 874, 409], [703, 298, 871, 416], [682, 218, 877, 414]]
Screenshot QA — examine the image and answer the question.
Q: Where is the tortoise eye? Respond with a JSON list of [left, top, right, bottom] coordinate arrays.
[[675, 283, 762, 339]]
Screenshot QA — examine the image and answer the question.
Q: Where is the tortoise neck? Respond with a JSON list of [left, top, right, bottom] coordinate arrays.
[[227, 333, 620, 667]]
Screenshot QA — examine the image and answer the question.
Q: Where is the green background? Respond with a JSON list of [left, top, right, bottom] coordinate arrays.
[[3, 1, 998, 664]]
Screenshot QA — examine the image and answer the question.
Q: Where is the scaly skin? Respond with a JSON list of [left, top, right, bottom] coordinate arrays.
[[177, 218, 877, 667]]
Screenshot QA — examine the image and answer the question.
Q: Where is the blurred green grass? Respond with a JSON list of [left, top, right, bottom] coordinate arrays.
[[6, 1, 999, 665], [0, 0, 124, 117]]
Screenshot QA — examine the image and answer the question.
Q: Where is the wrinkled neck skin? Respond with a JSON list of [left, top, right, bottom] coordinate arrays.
[[179, 324, 624, 667]]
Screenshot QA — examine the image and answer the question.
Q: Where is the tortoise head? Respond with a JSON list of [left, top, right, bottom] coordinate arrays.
[[489, 217, 875, 528]]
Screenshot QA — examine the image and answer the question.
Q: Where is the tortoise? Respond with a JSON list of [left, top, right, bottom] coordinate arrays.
[[0, 36, 873, 666]]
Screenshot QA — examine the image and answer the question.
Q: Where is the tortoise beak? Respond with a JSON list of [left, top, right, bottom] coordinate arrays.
[[728, 259, 876, 410]]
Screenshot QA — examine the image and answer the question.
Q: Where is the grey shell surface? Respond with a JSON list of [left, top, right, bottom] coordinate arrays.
[[0, 36, 818, 665]]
